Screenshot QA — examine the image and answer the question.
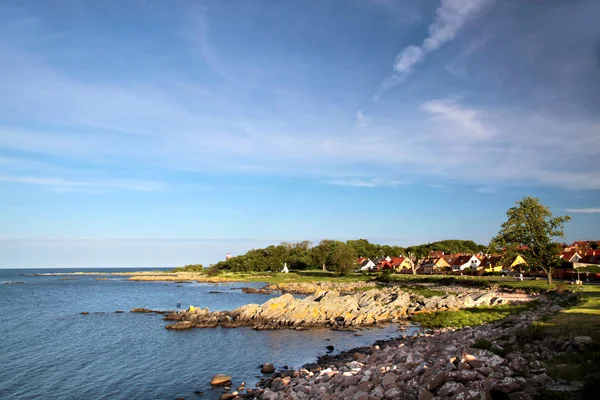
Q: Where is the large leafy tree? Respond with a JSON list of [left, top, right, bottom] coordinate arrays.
[[489, 197, 571, 284]]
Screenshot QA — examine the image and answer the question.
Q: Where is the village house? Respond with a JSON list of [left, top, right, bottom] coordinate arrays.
[[480, 255, 527, 274], [382, 256, 413, 273], [418, 257, 450, 274], [450, 254, 481, 272], [356, 257, 376, 272]]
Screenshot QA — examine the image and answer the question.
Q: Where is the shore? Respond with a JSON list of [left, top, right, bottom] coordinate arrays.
[[248, 290, 588, 400], [164, 285, 534, 331]]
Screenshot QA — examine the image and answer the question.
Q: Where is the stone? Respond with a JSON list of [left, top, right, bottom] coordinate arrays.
[[384, 387, 401, 399], [417, 388, 434, 400], [261, 363, 275, 373], [381, 372, 397, 388], [451, 370, 480, 383], [423, 371, 447, 392], [454, 387, 484, 400], [573, 336, 593, 346], [211, 374, 232, 386], [508, 392, 533, 400], [437, 381, 464, 397], [508, 357, 528, 376], [492, 377, 526, 394]]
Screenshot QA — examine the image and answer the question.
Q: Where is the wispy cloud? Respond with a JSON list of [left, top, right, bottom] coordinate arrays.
[[323, 178, 405, 188], [356, 110, 369, 127], [420, 98, 492, 138], [565, 208, 600, 214], [376, 0, 492, 98], [0, 174, 165, 192]]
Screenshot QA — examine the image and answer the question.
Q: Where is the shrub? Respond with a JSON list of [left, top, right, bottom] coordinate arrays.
[[472, 338, 492, 350]]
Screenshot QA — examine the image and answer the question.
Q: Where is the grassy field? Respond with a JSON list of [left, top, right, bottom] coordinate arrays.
[[411, 303, 536, 329]]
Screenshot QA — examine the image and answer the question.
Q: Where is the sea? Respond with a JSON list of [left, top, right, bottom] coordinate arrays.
[[0, 268, 416, 400]]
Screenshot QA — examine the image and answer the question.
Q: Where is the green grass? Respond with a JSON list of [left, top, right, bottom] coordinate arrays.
[[411, 303, 536, 329], [403, 286, 452, 298]]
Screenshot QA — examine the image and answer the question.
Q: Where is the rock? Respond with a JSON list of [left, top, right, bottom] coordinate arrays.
[[211, 374, 232, 386], [80, 311, 89, 315], [573, 336, 593, 346], [423, 371, 447, 392], [548, 305, 562, 313], [417, 387, 434, 400], [508, 357, 528, 376], [220, 394, 236, 400], [165, 321, 193, 330], [492, 377, 526, 394], [261, 363, 275, 373], [326, 345, 335, 352], [384, 387, 401, 399], [437, 381, 464, 397], [508, 392, 533, 400]]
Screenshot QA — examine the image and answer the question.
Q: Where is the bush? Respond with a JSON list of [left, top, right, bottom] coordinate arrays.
[[472, 338, 492, 350], [205, 266, 222, 277]]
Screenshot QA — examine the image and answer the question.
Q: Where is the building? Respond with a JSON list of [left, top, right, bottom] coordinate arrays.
[[450, 255, 481, 272], [418, 257, 450, 274]]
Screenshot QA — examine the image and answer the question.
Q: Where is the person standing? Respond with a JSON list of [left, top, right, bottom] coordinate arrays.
[[176, 301, 181, 313]]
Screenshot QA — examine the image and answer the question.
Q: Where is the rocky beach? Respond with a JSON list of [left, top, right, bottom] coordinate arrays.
[[215, 291, 590, 400], [163, 284, 534, 331]]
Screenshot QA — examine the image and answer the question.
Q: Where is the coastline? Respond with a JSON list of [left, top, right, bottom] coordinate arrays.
[[251, 290, 586, 400]]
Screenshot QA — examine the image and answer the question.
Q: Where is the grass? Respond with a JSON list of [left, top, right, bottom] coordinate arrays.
[[538, 284, 600, 342], [411, 302, 536, 329], [403, 286, 452, 298]]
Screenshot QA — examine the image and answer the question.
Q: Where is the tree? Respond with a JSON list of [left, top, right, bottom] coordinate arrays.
[[328, 241, 357, 276], [489, 197, 571, 285], [407, 252, 419, 275], [311, 240, 334, 271]]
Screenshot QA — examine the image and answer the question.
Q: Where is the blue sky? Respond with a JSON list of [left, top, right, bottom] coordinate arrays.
[[1, 0, 599, 268]]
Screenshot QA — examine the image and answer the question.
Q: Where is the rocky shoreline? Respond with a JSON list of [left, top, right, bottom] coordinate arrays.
[[230, 291, 588, 400], [164, 287, 534, 331]]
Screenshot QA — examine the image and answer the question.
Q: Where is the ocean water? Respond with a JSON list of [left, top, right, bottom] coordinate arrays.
[[0, 269, 415, 399]]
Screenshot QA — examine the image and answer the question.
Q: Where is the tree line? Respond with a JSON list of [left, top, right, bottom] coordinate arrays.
[[206, 239, 487, 275]]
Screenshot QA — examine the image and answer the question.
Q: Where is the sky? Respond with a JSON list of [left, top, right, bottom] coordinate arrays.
[[1, 0, 599, 268]]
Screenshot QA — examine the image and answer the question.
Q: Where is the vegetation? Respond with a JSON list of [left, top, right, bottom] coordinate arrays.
[[171, 264, 204, 273], [208, 238, 485, 273], [489, 197, 571, 285], [411, 303, 535, 329]]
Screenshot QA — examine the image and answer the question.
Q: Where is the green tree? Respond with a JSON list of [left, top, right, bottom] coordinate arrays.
[[489, 197, 571, 285], [328, 241, 358, 276], [311, 240, 334, 271]]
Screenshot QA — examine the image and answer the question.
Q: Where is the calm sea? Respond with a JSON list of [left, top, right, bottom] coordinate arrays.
[[0, 268, 414, 399]]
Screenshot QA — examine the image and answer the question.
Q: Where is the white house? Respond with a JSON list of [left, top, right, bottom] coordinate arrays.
[[450, 255, 481, 272], [357, 258, 376, 272]]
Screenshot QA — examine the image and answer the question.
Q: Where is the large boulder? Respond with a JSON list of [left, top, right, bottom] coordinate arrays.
[[211, 374, 232, 386]]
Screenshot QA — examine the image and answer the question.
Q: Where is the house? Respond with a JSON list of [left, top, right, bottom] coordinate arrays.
[[428, 250, 445, 258], [419, 257, 450, 274], [560, 251, 582, 263], [479, 254, 527, 273], [450, 255, 481, 272], [382, 257, 413, 273], [480, 256, 503, 273], [357, 258, 376, 272]]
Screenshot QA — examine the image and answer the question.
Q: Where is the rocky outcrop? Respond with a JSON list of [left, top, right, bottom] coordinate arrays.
[[264, 282, 378, 295], [250, 291, 585, 400], [211, 374, 232, 386], [164, 287, 533, 331]]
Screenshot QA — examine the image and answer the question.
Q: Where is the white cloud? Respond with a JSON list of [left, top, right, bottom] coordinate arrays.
[[393, 45, 425, 77], [323, 178, 405, 188], [378, 0, 492, 96], [420, 98, 492, 138], [0, 174, 165, 192], [356, 110, 369, 127], [565, 208, 600, 214]]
